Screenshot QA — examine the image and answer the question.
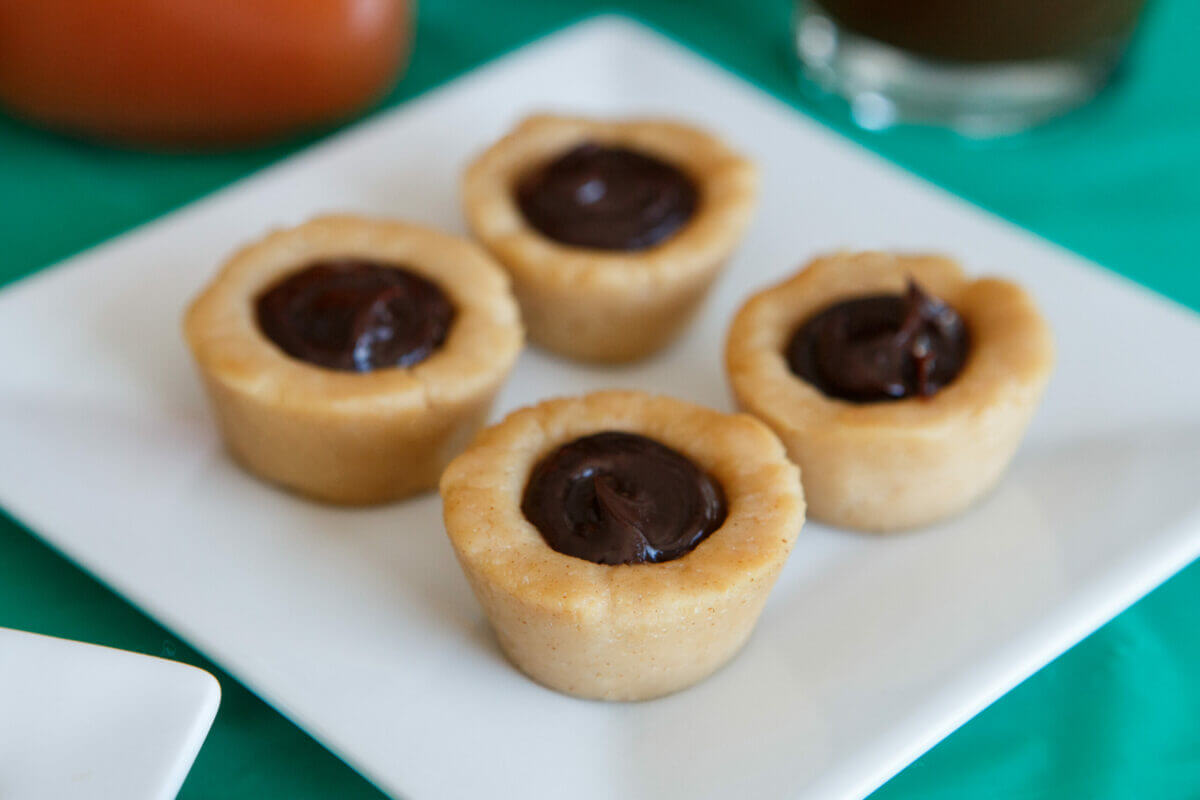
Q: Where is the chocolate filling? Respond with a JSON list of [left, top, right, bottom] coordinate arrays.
[[786, 281, 969, 402], [515, 142, 699, 251], [521, 432, 727, 566], [256, 258, 455, 372]]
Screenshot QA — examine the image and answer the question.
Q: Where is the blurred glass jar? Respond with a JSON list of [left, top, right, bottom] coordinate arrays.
[[0, 0, 412, 149], [795, 0, 1150, 136]]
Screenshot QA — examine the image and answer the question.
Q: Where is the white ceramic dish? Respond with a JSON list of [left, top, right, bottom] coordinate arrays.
[[0, 628, 220, 800], [0, 16, 1197, 800]]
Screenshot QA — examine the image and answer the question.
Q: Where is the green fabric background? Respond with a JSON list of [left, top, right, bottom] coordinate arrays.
[[1, 1, 1197, 797]]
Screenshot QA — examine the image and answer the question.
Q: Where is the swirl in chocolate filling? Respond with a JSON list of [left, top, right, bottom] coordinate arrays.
[[521, 431, 727, 565], [786, 280, 969, 402], [515, 142, 699, 251], [256, 258, 455, 372]]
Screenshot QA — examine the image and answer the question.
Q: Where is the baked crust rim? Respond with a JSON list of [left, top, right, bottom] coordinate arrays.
[[725, 251, 1056, 438], [183, 215, 524, 415], [439, 390, 805, 623], [461, 114, 759, 296]]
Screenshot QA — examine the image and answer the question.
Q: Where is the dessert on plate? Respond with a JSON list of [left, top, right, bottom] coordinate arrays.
[[184, 215, 523, 504], [440, 390, 805, 701], [462, 114, 758, 363], [725, 251, 1054, 531]]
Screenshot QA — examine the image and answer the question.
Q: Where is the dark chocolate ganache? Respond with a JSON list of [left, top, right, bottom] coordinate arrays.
[[521, 431, 727, 566], [515, 143, 699, 251], [786, 281, 969, 402], [256, 258, 455, 372]]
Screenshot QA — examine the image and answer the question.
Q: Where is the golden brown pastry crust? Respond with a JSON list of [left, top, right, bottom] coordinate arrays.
[[440, 390, 805, 701], [184, 215, 523, 504], [462, 114, 758, 363], [725, 252, 1054, 531]]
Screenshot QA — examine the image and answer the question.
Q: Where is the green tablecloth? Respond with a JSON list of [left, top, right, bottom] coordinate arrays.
[[1, 1, 1197, 797]]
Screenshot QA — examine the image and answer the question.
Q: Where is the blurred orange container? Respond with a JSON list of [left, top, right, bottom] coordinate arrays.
[[0, 0, 412, 148]]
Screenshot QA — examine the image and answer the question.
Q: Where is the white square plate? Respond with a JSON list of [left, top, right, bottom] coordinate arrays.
[[0, 628, 220, 800], [0, 16, 1197, 800]]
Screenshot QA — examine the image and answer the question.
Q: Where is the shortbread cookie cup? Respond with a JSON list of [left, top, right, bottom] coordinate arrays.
[[725, 252, 1054, 532], [440, 390, 804, 701], [462, 115, 758, 363], [184, 215, 524, 505]]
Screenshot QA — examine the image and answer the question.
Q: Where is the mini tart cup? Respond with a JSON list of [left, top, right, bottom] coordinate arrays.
[[440, 390, 805, 701], [725, 252, 1054, 532], [462, 114, 758, 363], [183, 215, 524, 505]]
